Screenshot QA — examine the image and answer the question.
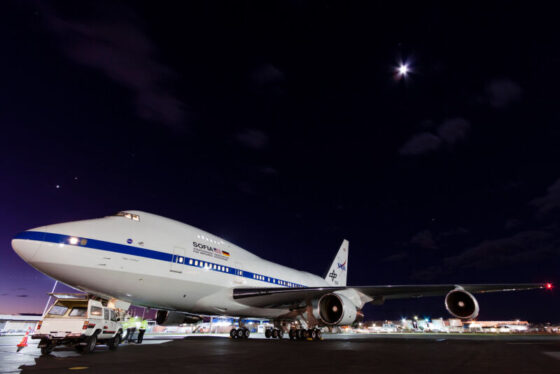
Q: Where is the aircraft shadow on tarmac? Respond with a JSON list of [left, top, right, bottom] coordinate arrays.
[[15, 335, 560, 374]]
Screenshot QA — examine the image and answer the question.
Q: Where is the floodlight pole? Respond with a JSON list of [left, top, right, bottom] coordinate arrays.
[[41, 280, 59, 317]]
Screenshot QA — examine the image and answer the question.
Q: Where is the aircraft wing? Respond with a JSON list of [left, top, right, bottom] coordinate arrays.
[[232, 283, 548, 309]]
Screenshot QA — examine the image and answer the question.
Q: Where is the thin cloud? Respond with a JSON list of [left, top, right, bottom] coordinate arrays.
[[437, 118, 470, 144], [236, 129, 269, 150], [484, 78, 522, 108], [530, 178, 560, 216], [381, 251, 408, 263], [400, 118, 470, 156], [399, 132, 441, 155], [411, 228, 560, 281], [410, 230, 438, 250], [251, 64, 285, 87], [42, 5, 186, 129]]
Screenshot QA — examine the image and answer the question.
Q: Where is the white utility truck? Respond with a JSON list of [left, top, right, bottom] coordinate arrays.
[[32, 293, 124, 355]]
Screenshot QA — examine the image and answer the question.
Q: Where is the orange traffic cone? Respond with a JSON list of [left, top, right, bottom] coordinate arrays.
[[17, 327, 32, 352]]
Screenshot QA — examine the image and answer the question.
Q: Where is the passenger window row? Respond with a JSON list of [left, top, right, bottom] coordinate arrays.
[[174, 254, 303, 288]]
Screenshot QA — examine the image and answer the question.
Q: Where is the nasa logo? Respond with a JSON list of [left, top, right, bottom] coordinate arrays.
[[337, 261, 346, 271], [127, 238, 133, 244]]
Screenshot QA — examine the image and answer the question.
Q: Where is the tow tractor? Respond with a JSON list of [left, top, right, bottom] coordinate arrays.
[[32, 293, 127, 355]]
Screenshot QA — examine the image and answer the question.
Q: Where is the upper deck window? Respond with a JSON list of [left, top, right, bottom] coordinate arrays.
[[115, 211, 140, 221]]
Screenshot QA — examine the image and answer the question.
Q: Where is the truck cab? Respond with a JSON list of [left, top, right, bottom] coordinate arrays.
[[33, 293, 124, 355]]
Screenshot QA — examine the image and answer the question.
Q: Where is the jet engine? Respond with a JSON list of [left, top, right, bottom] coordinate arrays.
[[156, 310, 202, 326], [312, 293, 358, 325], [445, 289, 480, 320]]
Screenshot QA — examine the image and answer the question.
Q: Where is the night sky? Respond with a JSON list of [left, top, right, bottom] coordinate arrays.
[[1, 1, 559, 322]]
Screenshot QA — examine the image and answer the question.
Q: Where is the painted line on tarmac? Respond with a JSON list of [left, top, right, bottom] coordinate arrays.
[[543, 352, 560, 360]]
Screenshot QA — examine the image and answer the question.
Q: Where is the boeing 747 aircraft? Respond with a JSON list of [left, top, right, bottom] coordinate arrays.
[[11, 211, 552, 340]]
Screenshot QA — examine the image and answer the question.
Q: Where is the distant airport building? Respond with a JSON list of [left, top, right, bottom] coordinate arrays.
[[0, 314, 41, 335]]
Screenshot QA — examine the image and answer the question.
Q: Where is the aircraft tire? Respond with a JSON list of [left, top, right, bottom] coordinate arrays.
[[272, 329, 279, 339], [230, 328, 238, 339], [315, 329, 322, 340], [265, 328, 272, 338], [289, 329, 296, 340], [236, 328, 246, 339], [277, 329, 284, 339], [309, 329, 317, 340], [242, 328, 250, 339]]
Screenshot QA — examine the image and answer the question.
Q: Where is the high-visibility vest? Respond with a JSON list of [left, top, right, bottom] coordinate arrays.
[[140, 319, 148, 330]]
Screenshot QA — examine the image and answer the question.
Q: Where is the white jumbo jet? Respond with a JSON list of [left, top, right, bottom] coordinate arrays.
[[12, 210, 552, 340]]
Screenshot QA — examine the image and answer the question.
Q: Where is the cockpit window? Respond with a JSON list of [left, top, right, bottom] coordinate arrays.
[[115, 212, 140, 221]]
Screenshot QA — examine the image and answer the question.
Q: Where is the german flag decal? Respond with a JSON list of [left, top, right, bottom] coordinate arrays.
[[222, 250, 230, 257]]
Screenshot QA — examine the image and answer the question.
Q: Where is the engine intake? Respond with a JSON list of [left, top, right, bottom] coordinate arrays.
[[445, 289, 479, 320], [313, 293, 358, 325], [156, 310, 202, 326]]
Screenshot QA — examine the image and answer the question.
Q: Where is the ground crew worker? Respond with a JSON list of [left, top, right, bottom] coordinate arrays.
[[137, 318, 148, 343], [125, 316, 138, 343]]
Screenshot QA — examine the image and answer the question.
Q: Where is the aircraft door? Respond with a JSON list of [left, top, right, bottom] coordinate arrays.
[[232, 261, 246, 285], [170, 246, 186, 273]]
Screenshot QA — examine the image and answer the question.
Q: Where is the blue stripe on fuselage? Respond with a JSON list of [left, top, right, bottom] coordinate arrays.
[[13, 231, 304, 288], [14, 231, 173, 262]]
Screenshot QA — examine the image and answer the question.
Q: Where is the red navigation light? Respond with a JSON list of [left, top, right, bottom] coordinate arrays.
[[545, 283, 553, 290]]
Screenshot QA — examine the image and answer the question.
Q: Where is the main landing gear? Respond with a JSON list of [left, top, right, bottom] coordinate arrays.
[[264, 328, 284, 339], [288, 328, 322, 341], [230, 327, 250, 339]]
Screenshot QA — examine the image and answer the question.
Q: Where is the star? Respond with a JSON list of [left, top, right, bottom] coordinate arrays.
[[395, 63, 411, 79]]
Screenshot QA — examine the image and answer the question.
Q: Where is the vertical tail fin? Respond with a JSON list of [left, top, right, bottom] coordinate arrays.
[[325, 240, 349, 286]]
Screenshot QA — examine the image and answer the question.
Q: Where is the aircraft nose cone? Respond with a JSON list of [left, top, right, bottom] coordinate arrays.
[[12, 232, 43, 262]]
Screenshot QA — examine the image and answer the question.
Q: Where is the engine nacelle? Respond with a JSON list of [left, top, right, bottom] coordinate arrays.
[[156, 310, 202, 326], [445, 289, 480, 320], [313, 293, 358, 325]]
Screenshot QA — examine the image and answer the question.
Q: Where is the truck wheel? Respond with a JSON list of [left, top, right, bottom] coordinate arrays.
[[109, 334, 121, 351], [40, 344, 54, 356], [85, 334, 97, 353]]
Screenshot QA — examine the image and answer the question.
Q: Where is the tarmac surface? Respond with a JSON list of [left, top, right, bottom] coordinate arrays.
[[2, 333, 560, 374]]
